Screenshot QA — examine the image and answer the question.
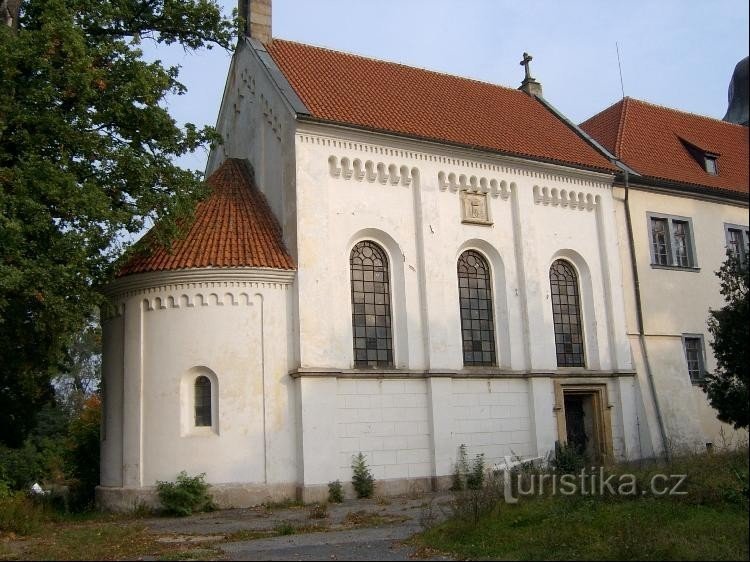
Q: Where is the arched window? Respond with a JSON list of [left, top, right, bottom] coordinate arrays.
[[350, 241, 393, 367], [194, 376, 212, 427], [457, 250, 496, 366], [549, 260, 585, 367]]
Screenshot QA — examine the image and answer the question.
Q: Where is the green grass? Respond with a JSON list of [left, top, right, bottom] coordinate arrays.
[[420, 496, 748, 560], [417, 449, 749, 561]]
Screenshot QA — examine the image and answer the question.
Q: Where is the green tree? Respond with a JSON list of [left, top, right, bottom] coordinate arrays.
[[0, 0, 235, 446], [703, 252, 749, 429]]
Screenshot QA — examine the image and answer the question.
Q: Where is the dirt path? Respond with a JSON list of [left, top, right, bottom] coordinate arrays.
[[143, 492, 455, 561]]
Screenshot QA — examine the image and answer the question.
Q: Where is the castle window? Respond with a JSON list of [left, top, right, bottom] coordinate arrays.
[[682, 334, 706, 383], [350, 241, 393, 368], [647, 213, 697, 269], [725, 224, 749, 265], [550, 259, 585, 368], [457, 250, 496, 366], [194, 376, 212, 427]]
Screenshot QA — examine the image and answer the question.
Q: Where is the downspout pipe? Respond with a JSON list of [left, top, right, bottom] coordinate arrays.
[[623, 169, 671, 460]]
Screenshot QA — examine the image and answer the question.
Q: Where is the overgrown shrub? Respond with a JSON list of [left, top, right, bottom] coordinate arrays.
[[451, 444, 485, 491], [0, 492, 45, 535], [66, 396, 101, 510], [550, 441, 586, 474], [156, 471, 215, 516], [328, 480, 343, 503], [351, 452, 374, 499], [451, 444, 470, 491]]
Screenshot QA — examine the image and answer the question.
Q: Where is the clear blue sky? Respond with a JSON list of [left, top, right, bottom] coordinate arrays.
[[143, 0, 749, 172]]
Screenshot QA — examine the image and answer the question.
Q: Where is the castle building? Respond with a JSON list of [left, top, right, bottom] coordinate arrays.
[[97, 0, 748, 509]]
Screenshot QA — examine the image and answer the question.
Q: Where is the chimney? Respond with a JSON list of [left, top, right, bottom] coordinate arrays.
[[518, 52, 543, 98], [240, 0, 272, 45]]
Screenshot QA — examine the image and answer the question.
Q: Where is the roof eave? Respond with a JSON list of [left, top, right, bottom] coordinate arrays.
[[296, 114, 618, 177]]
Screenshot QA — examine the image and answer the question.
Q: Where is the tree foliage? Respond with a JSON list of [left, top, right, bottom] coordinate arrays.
[[0, 0, 235, 446], [703, 253, 749, 429]]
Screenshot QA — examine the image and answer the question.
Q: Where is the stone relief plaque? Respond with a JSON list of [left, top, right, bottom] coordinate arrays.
[[460, 191, 492, 225]]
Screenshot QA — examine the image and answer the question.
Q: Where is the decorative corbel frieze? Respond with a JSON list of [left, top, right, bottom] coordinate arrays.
[[328, 155, 417, 187], [438, 171, 513, 200], [533, 185, 599, 211]]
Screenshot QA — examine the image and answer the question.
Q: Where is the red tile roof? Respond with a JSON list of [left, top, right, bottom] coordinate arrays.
[[267, 40, 617, 173], [117, 158, 295, 277], [580, 97, 749, 196]]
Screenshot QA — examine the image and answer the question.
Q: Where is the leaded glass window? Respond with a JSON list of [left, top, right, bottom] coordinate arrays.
[[457, 250, 496, 366], [194, 376, 212, 427], [550, 260, 585, 368], [350, 241, 393, 367]]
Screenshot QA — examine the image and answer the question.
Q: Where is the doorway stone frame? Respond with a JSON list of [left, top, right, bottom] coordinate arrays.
[[553, 382, 614, 462]]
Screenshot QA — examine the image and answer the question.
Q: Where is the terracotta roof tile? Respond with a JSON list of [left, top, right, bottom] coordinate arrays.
[[581, 98, 749, 196], [267, 40, 617, 173], [117, 158, 295, 277]]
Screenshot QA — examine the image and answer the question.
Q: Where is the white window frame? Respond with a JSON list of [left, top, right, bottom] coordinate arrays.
[[647, 212, 699, 270], [724, 223, 749, 265], [681, 334, 707, 384]]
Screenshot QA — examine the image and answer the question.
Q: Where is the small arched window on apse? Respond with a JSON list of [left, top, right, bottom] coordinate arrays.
[[457, 250, 496, 366], [194, 376, 212, 427], [549, 259, 585, 367], [350, 241, 393, 367]]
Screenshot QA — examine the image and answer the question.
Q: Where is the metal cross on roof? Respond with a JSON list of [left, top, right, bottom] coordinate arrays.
[[520, 52, 534, 80]]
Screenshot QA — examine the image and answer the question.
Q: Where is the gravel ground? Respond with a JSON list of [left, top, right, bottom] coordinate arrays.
[[143, 492, 456, 561]]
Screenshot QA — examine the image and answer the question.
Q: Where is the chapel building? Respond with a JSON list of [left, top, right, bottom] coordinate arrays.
[[97, 1, 748, 509]]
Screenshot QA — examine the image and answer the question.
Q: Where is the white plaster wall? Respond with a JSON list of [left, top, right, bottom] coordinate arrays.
[[207, 39, 298, 262], [100, 313, 124, 487], [294, 124, 631, 376], [101, 272, 297, 490], [613, 186, 749, 452], [450, 379, 533, 464], [335, 378, 432, 481]]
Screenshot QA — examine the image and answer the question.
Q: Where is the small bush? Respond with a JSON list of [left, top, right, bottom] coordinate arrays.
[[452, 444, 485, 491], [156, 472, 215, 516], [351, 452, 374, 499], [451, 444, 470, 491], [327, 480, 343, 503]]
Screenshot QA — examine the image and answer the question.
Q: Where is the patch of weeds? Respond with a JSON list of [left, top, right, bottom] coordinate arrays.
[[342, 510, 409, 528], [225, 529, 276, 541], [0, 492, 45, 535], [375, 495, 391, 506], [156, 547, 223, 561], [274, 521, 296, 536], [261, 498, 304, 511], [156, 472, 215, 517], [327, 480, 343, 503], [308, 502, 329, 519]]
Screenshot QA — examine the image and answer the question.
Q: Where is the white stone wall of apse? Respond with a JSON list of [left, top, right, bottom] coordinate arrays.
[[335, 379, 432, 482], [100, 270, 298, 493]]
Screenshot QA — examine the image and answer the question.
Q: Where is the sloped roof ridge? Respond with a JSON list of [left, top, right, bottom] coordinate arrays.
[[615, 97, 630, 157], [271, 38, 524, 95], [625, 96, 747, 128]]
